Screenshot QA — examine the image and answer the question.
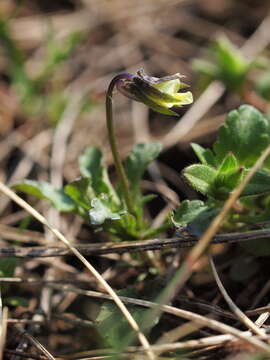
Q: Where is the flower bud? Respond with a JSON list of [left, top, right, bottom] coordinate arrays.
[[116, 69, 193, 115]]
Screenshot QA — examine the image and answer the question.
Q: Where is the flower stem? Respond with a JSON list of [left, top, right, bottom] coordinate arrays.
[[106, 75, 135, 217]]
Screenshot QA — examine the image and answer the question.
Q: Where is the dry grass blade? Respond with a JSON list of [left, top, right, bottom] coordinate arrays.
[[0, 291, 8, 360], [209, 256, 266, 337], [0, 224, 47, 244], [0, 182, 154, 360], [155, 321, 203, 345], [255, 304, 270, 328]]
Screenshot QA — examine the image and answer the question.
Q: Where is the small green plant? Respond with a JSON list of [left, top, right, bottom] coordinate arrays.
[[192, 36, 264, 94], [172, 105, 270, 238], [15, 69, 193, 241]]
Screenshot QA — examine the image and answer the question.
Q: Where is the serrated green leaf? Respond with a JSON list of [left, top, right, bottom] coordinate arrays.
[[214, 105, 270, 167], [89, 197, 123, 225], [191, 143, 216, 167], [214, 167, 244, 199], [124, 142, 162, 192], [172, 200, 208, 226], [242, 169, 270, 197], [183, 164, 217, 196], [14, 180, 75, 212]]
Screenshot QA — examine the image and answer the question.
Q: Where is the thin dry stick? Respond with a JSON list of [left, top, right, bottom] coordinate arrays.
[[4, 350, 50, 360], [0, 224, 47, 244], [252, 281, 270, 328], [48, 284, 270, 354], [3, 227, 270, 258], [0, 306, 8, 360], [131, 333, 269, 355], [209, 256, 266, 338], [0, 291, 8, 360], [155, 321, 203, 346], [0, 182, 154, 360], [255, 304, 270, 328], [14, 324, 55, 360]]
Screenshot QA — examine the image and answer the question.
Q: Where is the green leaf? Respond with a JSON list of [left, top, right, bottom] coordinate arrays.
[[79, 146, 103, 179], [0, 258, 17, 277], [255, 71, 270, 100], [172, 200, 209, 226], [79, 147, 119, 203], [183, 164, 217, 196], [96, 287, 160, 349], [214, 167, 244, 199], [242, 169, 270, 197], [64, 177, 93, 210], [192, 58, 219, 78], [124, 142, 162, 193], [14, 180, 75, 212], [0, 257, 18, 293], [89, 197, 123, 225], [214, 153, 242, 198], [187, 207, 219, 236], [193, 37, 252, 92], [214, 105, 270, 167], [191, 143, 216, 167], [217, 153, 238, 174], [213, 36, 249, 91]]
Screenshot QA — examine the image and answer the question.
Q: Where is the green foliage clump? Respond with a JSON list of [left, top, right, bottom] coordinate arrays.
[[172, 105, 270, 248], [15, 143, 165, 241], [192, 36, 265, 93]]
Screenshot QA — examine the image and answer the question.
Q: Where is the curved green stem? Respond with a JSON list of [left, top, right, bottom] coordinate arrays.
[[106, 75, 135, 217]]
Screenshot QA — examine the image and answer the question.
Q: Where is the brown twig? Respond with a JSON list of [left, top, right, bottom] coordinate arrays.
[[1, 227, 270, 258]]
